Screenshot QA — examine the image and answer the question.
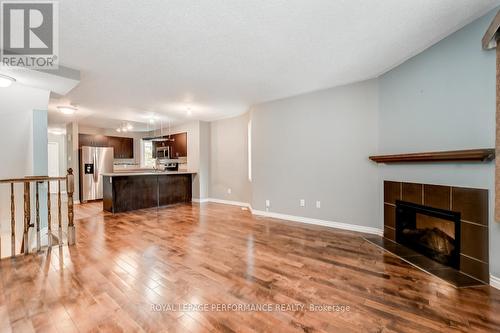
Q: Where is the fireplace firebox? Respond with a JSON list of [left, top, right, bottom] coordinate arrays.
[[396, 200, 461, 269]]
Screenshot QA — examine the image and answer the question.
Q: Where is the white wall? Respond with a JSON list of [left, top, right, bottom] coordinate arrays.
[[209, 113, 251, 203], [250, 79, 380, 228], [0, 85, 50, 257]]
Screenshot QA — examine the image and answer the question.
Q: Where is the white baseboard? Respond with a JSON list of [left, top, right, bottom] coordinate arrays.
[[251, 209, 383, 236], [192, 198, 209, 203], [192, 197, 250, 207], [491, 275, 500, 290], [206, 198, 251, 208], [199, 198, 382, 236]]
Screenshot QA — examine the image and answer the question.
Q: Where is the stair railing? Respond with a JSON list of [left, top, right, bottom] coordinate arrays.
[[0, 168, 75, 258]]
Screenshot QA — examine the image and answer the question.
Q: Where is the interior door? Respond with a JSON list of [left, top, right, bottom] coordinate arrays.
[[47, 142, 59, 193]]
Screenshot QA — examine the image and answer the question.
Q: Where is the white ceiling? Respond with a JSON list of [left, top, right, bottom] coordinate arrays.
[[48, 0, 500, 131]]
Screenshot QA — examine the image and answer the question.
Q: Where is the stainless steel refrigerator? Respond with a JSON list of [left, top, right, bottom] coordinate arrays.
[[80, 146, 114, 202]]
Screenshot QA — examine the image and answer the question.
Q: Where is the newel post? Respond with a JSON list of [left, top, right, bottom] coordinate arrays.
[[66, 168, 75, 245]]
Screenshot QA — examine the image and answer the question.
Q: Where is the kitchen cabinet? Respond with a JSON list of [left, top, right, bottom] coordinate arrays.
[[79, 134, 134, 159], [151, 132, 187, 158], [79, 134, 109, 147], [93, 135, 108, 147], [171, 132, 187, 158], [108, 136, 134, 159]]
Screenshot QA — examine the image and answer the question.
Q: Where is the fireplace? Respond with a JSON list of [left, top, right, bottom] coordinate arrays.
[[382, 181, 489, 285], [396, 200, 461, 269]]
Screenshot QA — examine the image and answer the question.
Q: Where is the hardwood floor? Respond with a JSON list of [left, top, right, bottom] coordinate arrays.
[[1, 202, 499, 332]]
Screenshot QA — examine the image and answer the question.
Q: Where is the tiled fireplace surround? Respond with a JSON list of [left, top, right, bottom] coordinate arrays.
[[383, 181, 489, 284]]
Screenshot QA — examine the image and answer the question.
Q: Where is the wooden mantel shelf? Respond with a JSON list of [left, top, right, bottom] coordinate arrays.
[[369, 149, 495, 164]]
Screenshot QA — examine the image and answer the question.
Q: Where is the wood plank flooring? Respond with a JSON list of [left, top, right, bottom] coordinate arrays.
[[1, 202, 499, 332]]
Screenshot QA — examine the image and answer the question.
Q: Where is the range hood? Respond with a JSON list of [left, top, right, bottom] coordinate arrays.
[[143, 135, 175, 142], [143, 118, 175, 142]]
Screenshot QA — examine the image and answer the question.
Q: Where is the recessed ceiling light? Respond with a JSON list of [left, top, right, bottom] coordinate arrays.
[[57, 105, 77, 115], [0, 74, 16, 88], [48, 128, 65, 135], [127, 124, 133, 130]]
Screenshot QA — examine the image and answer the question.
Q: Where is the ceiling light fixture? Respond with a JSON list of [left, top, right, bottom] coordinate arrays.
[[57, 105, 77, 115], [0, 74, 16, 88], [48, 128, 65, 135], [116, 122, 133, 132], [186, 107, 192, 116]]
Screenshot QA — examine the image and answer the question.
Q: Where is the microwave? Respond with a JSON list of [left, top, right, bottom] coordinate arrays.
[[156, 146, 170, 159]]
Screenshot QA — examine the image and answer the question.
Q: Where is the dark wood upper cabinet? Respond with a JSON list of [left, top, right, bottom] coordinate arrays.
[[93, 135, 109, 147], [172, 132, 187, 158], [151, 132, 187, 159], [107, 136, 133, 159], [78, 134, 93, 147], [121, 137, 134, 159], [78, 134, 133, 159]]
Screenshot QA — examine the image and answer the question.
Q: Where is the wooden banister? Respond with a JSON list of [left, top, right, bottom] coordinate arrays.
[[58, 179, 62, 243], [0, 176, 66, 184], [47, 181, 52, 246], [23, 182, 30, 254], [0, 169, 76, 259], [10, 183, 15, 256], [35, 182, 40, 252], [67, 168, 75, 245]]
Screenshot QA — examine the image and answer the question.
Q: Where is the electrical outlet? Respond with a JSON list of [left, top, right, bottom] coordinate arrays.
[[265, 200, 270, 208], [316, 201, 321, 208], [300, 199, 305, 207], [227, 188, 232, 194]]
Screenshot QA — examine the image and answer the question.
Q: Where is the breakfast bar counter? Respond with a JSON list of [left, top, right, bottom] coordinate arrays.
[[102, 171, 196, 213]]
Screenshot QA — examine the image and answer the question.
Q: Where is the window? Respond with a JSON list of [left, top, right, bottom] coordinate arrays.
[[248, 120, 252, 182], [142, 140, 155, 167]]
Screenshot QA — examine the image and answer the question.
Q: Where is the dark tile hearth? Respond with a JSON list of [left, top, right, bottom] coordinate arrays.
[[364, 236, 486, 288]]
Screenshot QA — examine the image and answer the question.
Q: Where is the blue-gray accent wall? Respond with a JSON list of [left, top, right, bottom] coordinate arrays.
[[379, 9, 500, 277]]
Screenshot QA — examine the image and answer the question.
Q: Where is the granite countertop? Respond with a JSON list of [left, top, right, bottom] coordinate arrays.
[[102, 170, 197, 177]]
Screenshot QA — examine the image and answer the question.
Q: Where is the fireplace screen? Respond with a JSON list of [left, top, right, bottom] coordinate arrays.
[[396, 200, 461, 269]]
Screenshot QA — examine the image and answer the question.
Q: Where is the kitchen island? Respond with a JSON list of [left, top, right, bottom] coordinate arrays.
[[102, 171, 196, 213]]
